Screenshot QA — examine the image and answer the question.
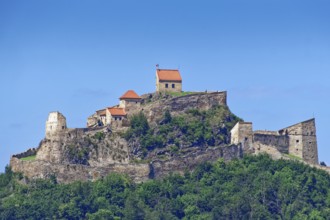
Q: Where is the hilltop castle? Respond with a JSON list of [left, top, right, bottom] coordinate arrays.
[[9, 66, 324, 184], [43, 66, 319, 165]]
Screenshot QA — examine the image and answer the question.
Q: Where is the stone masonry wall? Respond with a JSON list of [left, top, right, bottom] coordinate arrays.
[[281, 119, 318, 164], [301, 119, 318, 164], [12, 148, 37, 159], [283, 123, 304, 159], [253, 133, 289, 154], [157, 82, 182, 93], [46, 112, 67, 139], [230, 122, 253, 153], [10, 157, 149, 183]]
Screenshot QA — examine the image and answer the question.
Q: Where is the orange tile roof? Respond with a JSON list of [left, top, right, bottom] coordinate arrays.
[[120, 90, 141, 100], [157, 69, 182, 82], [107, 107, 127, 116]]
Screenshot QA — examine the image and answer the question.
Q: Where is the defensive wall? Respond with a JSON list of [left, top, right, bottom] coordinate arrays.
[[231, 118, 319, 164]]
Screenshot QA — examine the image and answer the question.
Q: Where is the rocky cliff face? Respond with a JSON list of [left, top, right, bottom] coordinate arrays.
[[139, 92, 227, 123], [10, 91, 246, 183], [36, 127, 129, 166]]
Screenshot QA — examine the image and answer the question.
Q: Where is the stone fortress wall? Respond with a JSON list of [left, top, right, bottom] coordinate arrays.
[[231, 119, 319, 164]]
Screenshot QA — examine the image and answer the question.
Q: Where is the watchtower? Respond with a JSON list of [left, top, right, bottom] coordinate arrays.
[[230, 122, 253, 151], [279, 118, 318, 164], [45, 112, 67, 139]]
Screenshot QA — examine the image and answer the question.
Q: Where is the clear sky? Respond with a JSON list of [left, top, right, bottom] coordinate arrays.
[[1, 0, 329, 172]]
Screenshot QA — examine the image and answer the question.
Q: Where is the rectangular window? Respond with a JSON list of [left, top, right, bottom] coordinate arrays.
[[165, 84, 169, 88], [172, 84, 175, 88]]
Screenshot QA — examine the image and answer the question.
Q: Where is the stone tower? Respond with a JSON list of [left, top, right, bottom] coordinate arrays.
[[45, 111, 67, 139], [279, 118, 318, 164], [230, 122, 253, 152]]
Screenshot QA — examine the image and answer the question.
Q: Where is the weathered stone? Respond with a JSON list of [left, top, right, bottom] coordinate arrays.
[[10, 92, 233, 183], [150, 145, 243, 179], [231, 118, 319, 165], [10, 157, 149, 183]]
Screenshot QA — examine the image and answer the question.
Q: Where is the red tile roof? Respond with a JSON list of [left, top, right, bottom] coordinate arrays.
[[120, 90, 141, 100], [107, 108, 127, 116], [157, 69, 182, 82]]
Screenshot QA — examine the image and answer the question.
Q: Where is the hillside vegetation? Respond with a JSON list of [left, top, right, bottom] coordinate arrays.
[[126, 105, 241, 159], [1, 154, 330, 219]]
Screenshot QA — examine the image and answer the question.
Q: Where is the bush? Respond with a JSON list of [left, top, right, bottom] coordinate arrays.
[[125, 112, 150, 139]]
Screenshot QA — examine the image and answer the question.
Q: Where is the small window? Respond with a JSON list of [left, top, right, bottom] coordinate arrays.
[[165, 84, 169, 88], [311, 132, 314, 135], [136, 102, 138, 104], [62, 126, 65, 129], [296, 140, 299, 143], [50, 126, 52, 130], [296, 148, 299, 151], [172, 84, 175, 88]]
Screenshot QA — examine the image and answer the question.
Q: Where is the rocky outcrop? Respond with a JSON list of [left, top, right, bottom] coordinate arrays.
[[10, 144, 242, 183], [36, 127, 129, 166], [139, 92, 227, 123], [9, 91, 243, 184], [151, 145, 243, 179]]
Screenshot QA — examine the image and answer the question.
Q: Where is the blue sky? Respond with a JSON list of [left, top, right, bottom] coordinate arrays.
[[1, 0, 330, 172]]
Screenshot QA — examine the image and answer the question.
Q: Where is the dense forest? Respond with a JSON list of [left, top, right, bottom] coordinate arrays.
[[1, 154, 330, 219]]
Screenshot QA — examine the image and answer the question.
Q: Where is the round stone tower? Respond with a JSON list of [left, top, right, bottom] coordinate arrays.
[[45, 111, 67, 139]]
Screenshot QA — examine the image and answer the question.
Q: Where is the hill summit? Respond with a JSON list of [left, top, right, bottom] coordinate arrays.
[[9, 67, 329, 183]]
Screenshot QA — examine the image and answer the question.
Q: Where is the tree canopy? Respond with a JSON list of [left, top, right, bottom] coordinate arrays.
[[1, 154, 330, 219]]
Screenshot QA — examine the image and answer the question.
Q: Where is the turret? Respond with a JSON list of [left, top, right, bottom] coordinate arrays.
[[230, 122, 253, 152], [45, 111, 67, 139]]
